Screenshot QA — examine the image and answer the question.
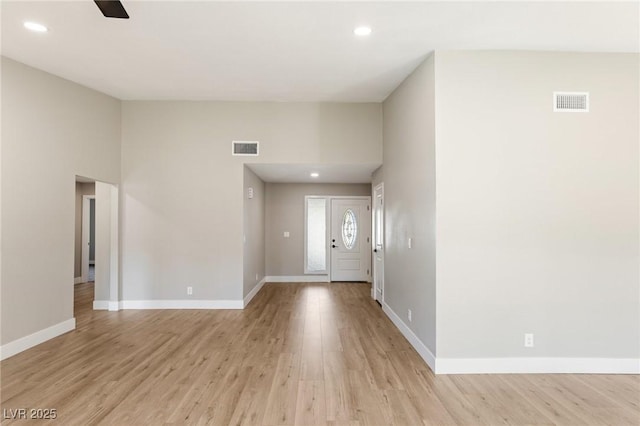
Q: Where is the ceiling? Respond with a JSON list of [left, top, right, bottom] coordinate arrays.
[[2, 1, 638, 102], [247, 163, 380, 184]]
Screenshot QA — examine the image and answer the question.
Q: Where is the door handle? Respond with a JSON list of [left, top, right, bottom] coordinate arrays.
[[332, 244, 338, 248], [373, 248, 377, 253]]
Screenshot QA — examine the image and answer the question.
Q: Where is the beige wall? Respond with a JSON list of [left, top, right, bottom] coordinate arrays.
[[74, 182, 95, 278], [435, 51, 640, 359], [121, 102, 382, 301], [382, 55, 437, 355], [265, 183, 371, 277], [1, 58, 121, 345], [243, 167, 265, 297]]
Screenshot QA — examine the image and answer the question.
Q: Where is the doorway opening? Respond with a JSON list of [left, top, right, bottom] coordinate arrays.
[[81, 195, 96, 284], [75, 181, 95, 285], [73, 176, 120, 319]]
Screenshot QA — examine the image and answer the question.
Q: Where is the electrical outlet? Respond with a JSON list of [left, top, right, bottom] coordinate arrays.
[[187, 286, 193, 296], [408, 238, 412, 249], [408, 309, 412, 322], [255, 273, 259, 281], [284, 231, 290, 238], [524, 333, 534, 348]]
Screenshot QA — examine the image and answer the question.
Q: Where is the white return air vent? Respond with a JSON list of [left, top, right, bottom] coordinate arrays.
[[232, 141, 259, 156], [553, 92, 589, 112]]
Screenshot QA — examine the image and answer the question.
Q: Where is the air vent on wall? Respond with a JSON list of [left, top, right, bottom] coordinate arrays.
[[232, 141, 259, 156], [554, 92, 589, 112]]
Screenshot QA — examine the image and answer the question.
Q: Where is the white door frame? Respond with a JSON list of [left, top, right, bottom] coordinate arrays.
[[329, 196, 372, 282], [81, 195, 95, 284], [372, 183, 384, 302], [94, 182, 120, 311]]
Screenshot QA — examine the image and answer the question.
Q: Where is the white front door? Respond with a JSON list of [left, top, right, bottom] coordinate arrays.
[[330, 198, 371, 282], [372, 184, 384, 301]]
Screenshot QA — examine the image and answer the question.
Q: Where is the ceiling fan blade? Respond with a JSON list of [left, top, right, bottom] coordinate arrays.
[[94, 1, 129, 19]]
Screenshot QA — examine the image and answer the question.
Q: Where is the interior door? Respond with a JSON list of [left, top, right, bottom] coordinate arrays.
[[330, 198, 371, 282], [372, 185, 384, 302]]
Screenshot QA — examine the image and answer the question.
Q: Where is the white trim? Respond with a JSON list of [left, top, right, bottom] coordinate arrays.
[[382, 302, 436, 372], [74, 276, 84, 285], [109, 186, 119, 306], [372, 182, 384, 303], [381, 301, 639, 375], [244, 277, 267, 307], [265, 275, 330, 283], [93, 300, 109, 310], [93, 300, 121, 311], [436, 357, 640, 375], [0, 318, 76, 361], [322, 195, 372, 200], [119, 300, 244, 309]]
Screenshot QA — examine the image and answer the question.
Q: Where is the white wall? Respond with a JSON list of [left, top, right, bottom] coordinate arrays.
[[243, 166, 265, 298], [1, 58, 121, 346], [121, 102, 382, 302], [382, 55, 437, 357], [264, 182, 372, 277], [435, 51, 640, 361]]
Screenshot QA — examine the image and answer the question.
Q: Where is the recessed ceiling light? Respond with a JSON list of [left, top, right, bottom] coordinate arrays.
[[24, 21, 48, 33], [354, 26, 372, 36], [310, 172, 319, 178]]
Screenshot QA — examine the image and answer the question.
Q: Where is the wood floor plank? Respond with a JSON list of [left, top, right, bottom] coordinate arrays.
[[323, 350, 356, 424], [294, 380, 327, 426], [1, 281, 638, 426], [262, 352, 301, 426]]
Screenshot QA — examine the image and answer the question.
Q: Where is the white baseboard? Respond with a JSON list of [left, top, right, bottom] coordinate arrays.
[[93, 300, 109, 310], [74, 276, 83, 285], [382, 302, 436, 372], [0, 318, 76, 361], [436, 357, 640, 374], [94, 299, 245, 310], [93, 300, 121, 311], [120, 299, 243, 309], [244, 278, 266, 307], [381, 302, 639, 374], [265, 275, 330, 283]]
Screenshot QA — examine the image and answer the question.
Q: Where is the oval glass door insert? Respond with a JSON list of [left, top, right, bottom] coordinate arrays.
[[342, 209, 358, 250]]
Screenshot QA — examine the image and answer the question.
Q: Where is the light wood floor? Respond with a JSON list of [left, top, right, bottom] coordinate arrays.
[[1, 282, 638, 425]]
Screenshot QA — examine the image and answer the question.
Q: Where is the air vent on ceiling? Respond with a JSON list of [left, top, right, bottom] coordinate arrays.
[[554, 92, 589, 112], [232, 141, 259, 156]]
